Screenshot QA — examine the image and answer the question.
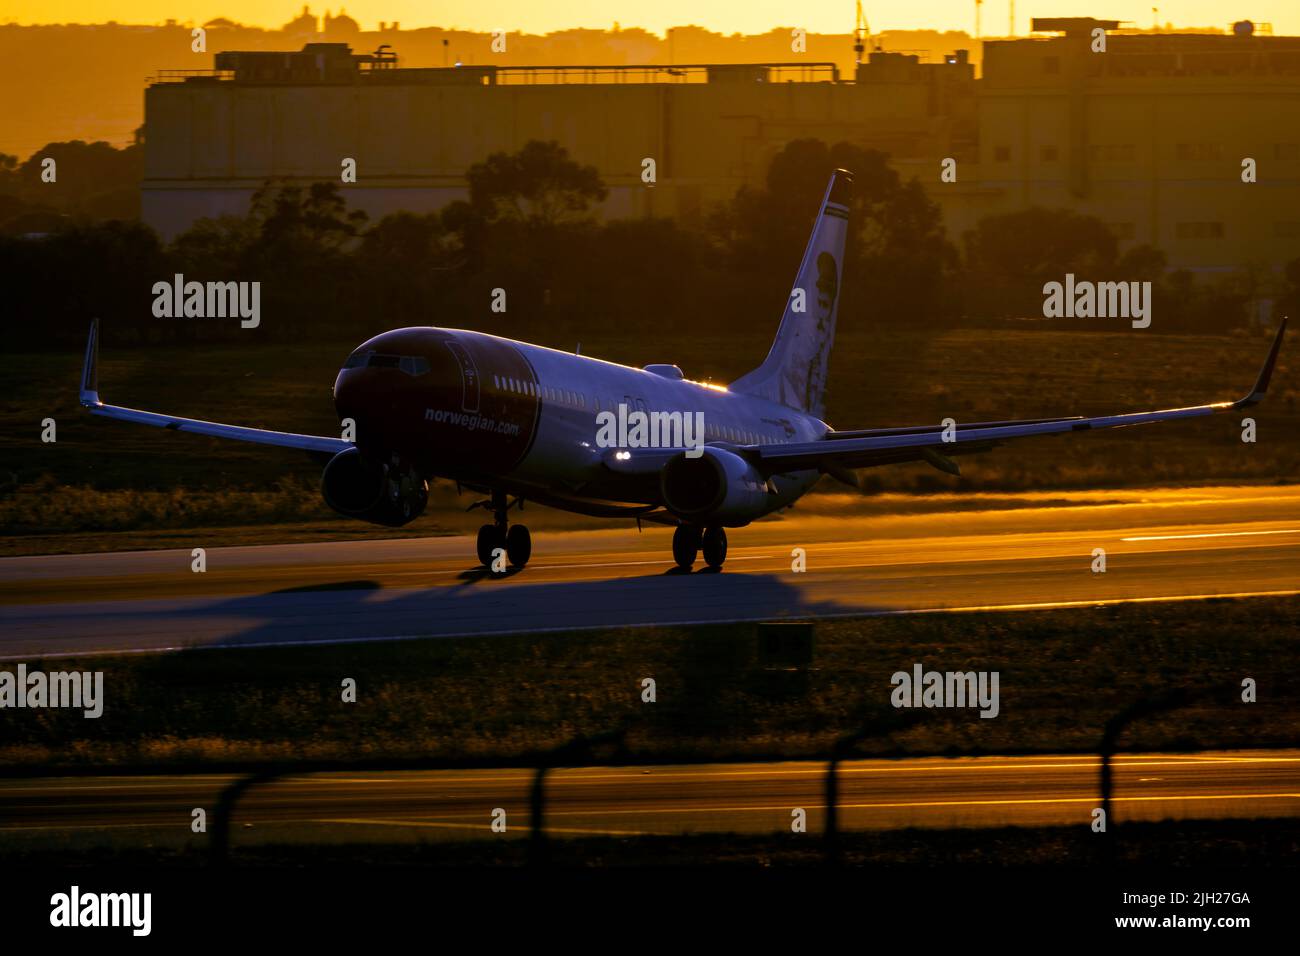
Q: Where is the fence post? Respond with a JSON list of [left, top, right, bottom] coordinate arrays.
[[825, 744, 845, 866], [825, 713, 921, 866], [1096, 686, 1229, 864], [527, 726, 628, 867], [529, 763, 550, 866], [210, 768, 284, 866]]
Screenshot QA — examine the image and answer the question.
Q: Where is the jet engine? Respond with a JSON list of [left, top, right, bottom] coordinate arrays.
[[321, 447, 428, 527], [659, 446, 771, 527]]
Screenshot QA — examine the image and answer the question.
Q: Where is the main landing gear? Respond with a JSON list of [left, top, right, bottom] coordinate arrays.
[[475, 490, 531, 570], [672, 524, 728, 570]]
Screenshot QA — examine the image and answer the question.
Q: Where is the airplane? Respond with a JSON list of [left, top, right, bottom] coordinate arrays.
[[79, 169, 1286, 572]]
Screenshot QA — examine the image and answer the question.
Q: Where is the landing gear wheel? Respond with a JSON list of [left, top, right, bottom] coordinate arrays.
[[672, 524, 701, 568], [506, 524, 532, 568], [702, 526, 728, 569], [476, 523, 504, 567]]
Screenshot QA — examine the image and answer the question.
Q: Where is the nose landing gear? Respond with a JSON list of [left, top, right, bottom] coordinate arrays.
[[474, 490, 531, 570], [672, 524, 727, 570]]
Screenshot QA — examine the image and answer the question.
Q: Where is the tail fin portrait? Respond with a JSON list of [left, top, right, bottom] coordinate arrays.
[[730, 168, 852, 420]]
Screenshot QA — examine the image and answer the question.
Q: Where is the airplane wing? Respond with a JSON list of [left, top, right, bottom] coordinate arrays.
[[752, 319, 1286, 476], [78, 320, 353, 455], [601, 320, 1285, 480]]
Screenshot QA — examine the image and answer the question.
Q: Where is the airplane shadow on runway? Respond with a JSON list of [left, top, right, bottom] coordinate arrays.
[[72, 562, 884, 653]]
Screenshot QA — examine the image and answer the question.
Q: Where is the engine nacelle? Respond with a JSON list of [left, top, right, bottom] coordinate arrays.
[[321, 447, 428, 527], [659, 446, 771, 527]]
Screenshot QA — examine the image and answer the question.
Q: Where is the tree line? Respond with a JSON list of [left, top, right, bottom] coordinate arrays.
[[2, 137, 1294, 350]]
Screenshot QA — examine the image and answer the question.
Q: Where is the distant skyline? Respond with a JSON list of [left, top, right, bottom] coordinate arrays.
[[4, 1, 1298, 37]]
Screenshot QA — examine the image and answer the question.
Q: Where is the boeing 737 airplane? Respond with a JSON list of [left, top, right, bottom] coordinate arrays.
[[79, 169, 1286, 571]]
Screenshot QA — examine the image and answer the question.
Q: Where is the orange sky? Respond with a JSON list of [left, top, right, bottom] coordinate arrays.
[[4, 1, 1297, 37]]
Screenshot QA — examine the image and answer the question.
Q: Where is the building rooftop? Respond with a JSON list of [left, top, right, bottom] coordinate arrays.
[[154, 44, 844, 86]]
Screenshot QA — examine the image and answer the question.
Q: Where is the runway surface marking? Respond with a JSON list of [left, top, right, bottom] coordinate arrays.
[[2, 485, 1298, 656], [1121, 528, 1300, 541]]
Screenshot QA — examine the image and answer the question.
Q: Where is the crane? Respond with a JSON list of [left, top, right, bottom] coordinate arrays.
[[853, 1, 868, 64]]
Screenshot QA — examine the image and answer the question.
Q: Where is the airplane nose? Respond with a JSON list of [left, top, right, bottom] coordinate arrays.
[[333, 357, 428, 460], [333, 368, 385, 449], [332, 367, 362, 419]]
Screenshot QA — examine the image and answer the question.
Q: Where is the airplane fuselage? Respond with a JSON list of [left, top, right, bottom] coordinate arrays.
[[333, 327, 828, 517]]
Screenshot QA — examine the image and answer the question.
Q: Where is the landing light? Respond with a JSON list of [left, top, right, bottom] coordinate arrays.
[[616, 451, 632, 460]]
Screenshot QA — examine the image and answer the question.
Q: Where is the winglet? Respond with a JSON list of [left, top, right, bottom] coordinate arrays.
[[80, 319, 101, 407], [1235, 317, 1287, 408]]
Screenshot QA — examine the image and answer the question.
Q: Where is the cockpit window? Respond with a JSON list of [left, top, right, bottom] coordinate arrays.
[[342, 351, 429, 376]]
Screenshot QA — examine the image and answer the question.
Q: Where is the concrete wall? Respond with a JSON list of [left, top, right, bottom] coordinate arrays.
[[142, 70, 955, 239], [142, 38, 1300, 280]]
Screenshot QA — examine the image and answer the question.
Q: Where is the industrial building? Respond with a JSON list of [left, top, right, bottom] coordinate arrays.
[[965, 17, 1300, 276], [142, 17, 1300, 278]]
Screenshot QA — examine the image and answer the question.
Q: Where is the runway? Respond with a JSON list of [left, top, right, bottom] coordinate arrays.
[[1, 485, 1298, 658], [2, 751, 1297, 848]]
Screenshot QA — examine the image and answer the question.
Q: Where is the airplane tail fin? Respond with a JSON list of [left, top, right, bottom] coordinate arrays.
[[729, 168, 852, 420]]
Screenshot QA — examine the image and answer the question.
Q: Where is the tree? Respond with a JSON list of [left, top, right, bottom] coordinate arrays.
[[248, 180, 368, 253], [0, 140, 141, 210], [466, 140, 606, 227], [709, 138, 957, 328], [0, 140, 142, 226], [355, 212, 457, 324], [170, 215, 258, 276], [358, 211, 449, 271], [0, 220, 168, 345], [960, 208, 1120, 320]]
